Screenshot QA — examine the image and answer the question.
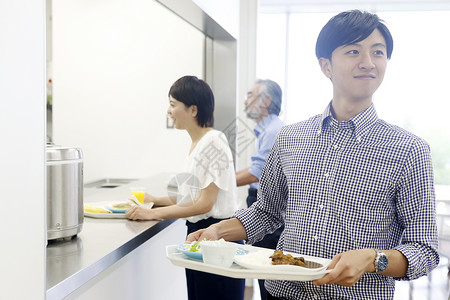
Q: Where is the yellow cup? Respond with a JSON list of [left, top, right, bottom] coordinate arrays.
[[130, 187, 146, 204]]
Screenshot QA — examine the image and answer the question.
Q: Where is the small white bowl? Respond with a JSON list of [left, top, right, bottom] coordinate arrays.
[[200, 240, 238, 268]]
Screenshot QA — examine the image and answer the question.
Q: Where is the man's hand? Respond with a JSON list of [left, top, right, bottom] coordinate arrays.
[[313, 249, 375, 287], [186, 218, 248, 243], [186, 225, 220, 243]]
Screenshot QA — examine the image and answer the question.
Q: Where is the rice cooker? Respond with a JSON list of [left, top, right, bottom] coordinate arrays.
[[46, 144, 84, 240]]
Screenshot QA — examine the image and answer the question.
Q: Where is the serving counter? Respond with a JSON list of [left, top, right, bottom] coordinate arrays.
[[46, 173, 187, 300]]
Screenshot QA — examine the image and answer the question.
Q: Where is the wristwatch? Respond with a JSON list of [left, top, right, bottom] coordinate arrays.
[[374, 249, 388, 273]]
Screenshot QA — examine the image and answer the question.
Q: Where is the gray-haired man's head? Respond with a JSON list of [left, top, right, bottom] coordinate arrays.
[[244, 79, 282, 121], [256, 79, 282, 116]]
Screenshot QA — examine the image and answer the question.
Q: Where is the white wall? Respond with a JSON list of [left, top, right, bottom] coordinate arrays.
[[0, 0, 47, 299], [52, 0, 205, 183]]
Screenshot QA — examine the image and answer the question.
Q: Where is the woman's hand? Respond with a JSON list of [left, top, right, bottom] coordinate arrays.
[[126, 205, 158, 221], [313, 248, 375, 287]]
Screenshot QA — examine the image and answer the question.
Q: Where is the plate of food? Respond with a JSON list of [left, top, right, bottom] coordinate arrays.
[[105, 201, 134, 213], [176, 241, 248, 261], [84, 200, 155, 219], [177, 242, 203, 260], [234, 249, 330, 273], [83, 203, 125, 218], [83, 201, 131, 219]]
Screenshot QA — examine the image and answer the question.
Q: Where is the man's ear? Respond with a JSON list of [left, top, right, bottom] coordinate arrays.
[[319, 57, 332, 79], [262, 96, 272, 108]]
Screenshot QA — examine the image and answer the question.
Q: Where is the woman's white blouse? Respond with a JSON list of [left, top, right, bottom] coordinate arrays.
[[176, 129, 244, 223]]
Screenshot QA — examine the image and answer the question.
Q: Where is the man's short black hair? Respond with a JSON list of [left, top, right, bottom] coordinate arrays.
[[168, 76, 214, 128], [315, 10, 393, 60]]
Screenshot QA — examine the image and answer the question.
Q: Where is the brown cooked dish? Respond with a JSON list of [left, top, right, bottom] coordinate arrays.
[[270, 250, 305, 266]]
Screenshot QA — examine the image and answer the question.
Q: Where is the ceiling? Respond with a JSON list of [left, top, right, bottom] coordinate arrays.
[[259, 0, 450, 13]]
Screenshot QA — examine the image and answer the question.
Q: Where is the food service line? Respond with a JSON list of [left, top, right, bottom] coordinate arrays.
[[46, 173, 181, 300]]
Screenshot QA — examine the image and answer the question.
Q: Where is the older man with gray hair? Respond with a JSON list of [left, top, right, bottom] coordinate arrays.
[[236, 79, 285, 300]]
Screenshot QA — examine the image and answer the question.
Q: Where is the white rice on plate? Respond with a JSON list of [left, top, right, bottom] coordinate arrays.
[[240, 251, 272, 266]]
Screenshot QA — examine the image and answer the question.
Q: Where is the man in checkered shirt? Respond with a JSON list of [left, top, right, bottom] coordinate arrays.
[[187, 10, 439, 299]]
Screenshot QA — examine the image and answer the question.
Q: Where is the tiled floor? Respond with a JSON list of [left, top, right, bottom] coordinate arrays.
[[244, 256, 450, 300]]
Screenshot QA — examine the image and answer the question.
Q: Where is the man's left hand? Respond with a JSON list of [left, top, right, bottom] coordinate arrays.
[[312, 248, 375, 287]]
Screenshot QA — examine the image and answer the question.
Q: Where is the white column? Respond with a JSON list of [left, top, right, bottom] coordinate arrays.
[[0, 0, 47, 299], [237, 0, 259, 172]]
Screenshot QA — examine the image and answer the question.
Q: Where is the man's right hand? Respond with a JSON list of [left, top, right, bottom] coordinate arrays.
[[186, 218, 248, 243], [186, 225, 220, 243]]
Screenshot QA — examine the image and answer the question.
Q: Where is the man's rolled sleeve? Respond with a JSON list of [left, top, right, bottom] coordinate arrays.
[[248, 155, 265, 180], [234, 208, 261, 244], [394, 138, 439, 280], [395, 243, 439, 280]]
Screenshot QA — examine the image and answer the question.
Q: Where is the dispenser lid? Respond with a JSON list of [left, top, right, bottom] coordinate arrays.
[[46, 145, 83, 161]]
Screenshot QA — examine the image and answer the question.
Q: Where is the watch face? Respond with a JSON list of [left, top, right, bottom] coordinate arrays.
[[378, 254, 388, 271]]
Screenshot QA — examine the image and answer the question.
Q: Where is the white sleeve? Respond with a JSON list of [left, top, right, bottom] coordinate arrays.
[[192, 133, 235, 191]]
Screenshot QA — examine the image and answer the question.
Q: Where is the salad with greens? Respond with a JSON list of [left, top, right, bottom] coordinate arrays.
[[188, 241, 201, 252], [184, 238, 210, 252]]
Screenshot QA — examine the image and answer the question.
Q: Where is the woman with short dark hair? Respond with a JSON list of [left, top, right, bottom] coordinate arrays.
[[126, 75, 245, 300]]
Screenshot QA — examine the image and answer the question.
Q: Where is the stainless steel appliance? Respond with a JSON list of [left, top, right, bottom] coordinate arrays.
[[46, 145, 83, 240]]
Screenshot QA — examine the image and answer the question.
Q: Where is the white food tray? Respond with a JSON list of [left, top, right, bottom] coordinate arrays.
[[165, 244, 332, 281]]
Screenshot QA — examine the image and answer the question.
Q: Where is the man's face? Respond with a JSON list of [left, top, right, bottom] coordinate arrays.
[[244, 83, 266, 120], [319, 29, 388, 103]]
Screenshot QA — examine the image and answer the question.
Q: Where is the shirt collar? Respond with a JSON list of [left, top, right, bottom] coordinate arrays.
[[318, 102, 334, 135], [318, 101, 379, 140], [351, 103, 378, 139], [254, 114, 278, 137]]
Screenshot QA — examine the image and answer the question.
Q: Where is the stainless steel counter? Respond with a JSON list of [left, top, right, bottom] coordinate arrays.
[[46, 173, 179, 300]]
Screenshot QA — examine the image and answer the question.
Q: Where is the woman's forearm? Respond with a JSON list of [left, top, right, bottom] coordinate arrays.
[[152, 182, 218, 219], [149, 195, 176, 206], [151, 199, 212, 219]]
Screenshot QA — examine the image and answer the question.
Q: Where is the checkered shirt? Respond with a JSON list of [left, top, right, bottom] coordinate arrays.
[[234, 102, 439, 300]]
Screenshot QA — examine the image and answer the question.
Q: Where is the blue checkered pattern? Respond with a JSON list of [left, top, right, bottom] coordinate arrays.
[[235, 102, 439, 300]]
